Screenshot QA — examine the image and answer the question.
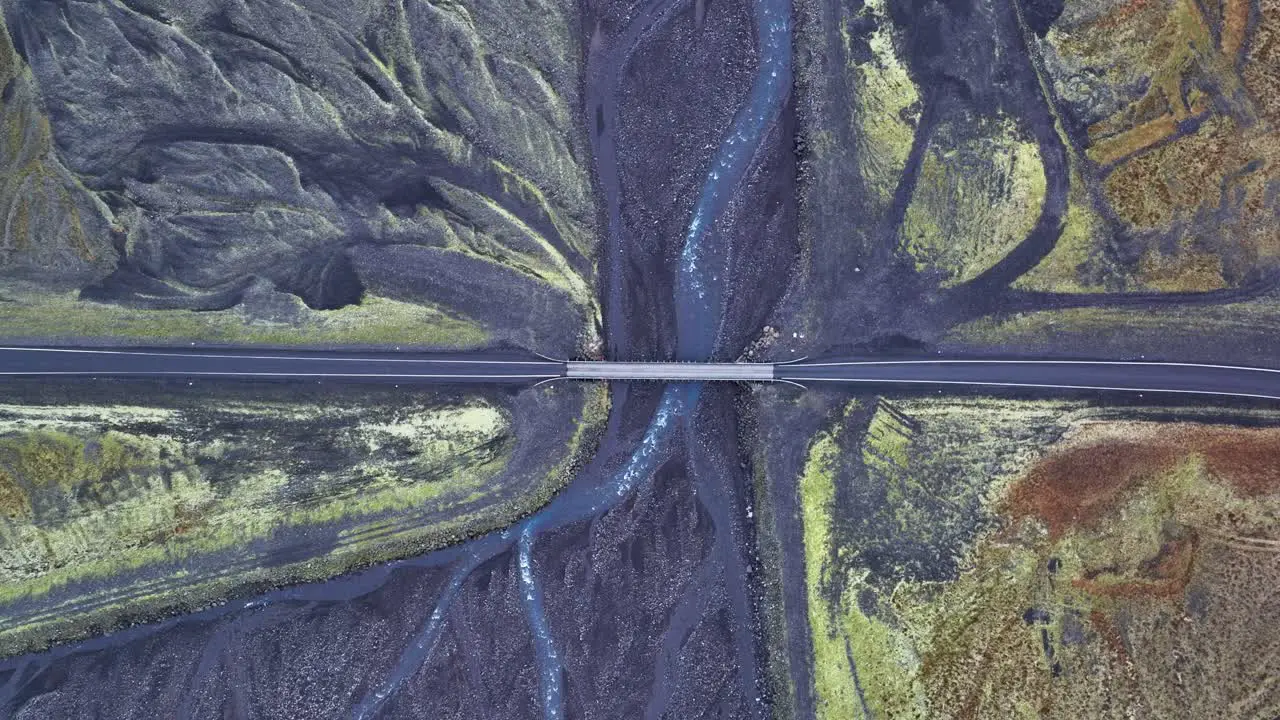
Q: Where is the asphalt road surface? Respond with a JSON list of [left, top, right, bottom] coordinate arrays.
[[0, 346, 561, 384], [779, 358, 1280, 400], [4, 347, 1280, 401]]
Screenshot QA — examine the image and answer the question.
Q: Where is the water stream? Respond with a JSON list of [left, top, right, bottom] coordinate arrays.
[[675, 0, 793, 362], [518, 0, 791, 713], [357, 0, 792, 715]]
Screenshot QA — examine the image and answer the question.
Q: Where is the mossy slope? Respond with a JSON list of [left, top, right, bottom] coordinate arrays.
[[0, 379, 608, 657]]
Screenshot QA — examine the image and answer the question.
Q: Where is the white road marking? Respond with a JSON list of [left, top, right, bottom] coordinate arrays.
[[793, 377, 1280, 401], [0, 347, 560, 365], [0, 372, 557, 379], [794, 358, 1280, 373]]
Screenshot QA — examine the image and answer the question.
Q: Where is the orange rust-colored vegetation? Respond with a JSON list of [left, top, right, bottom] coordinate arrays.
[[1004, 441, 1178, 538], [1194, 427, 1280, 496], [1004, 424, 1280, 537]]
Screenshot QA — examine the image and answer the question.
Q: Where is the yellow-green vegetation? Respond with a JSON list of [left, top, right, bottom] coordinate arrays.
[[798, 399, 1280, 718], [1013, 171, 1109, 292], [0, 288, 487, 348], [0, 469, 30, 520], [899, 119, 1047, 285], [846, 0, 920, 203], [947, 295, 1280, 355], [0, 381, 608, 656], [1006, 0, 1112, 296], [0, 402, 506, 602], [417, 178, 596, 315], [799, 398, 1071, 718], [800, 407, 852, 717], [0, 430, 149, 495], [800, 400, 928, 719]]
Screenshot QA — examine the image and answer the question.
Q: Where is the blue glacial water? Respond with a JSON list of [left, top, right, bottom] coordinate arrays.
[[351, 532, 513, 720], [358, 0, 791, 715], [518, 384, 692, 719], [521, 0, 791, 713], [675, 0, 793, 362]]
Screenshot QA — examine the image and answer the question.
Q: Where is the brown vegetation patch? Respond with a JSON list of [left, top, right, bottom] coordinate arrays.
[[1221, 0, 1252, 56], [1004, 441, 1179, 537], [1005, 424, 1280, 536], [1088, 609, 1133, 668], [1186, 427, 1280, 496], [1102, 117, 1234, 229]]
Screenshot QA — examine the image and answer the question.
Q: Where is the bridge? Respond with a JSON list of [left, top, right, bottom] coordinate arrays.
[[565, 361, 774, 381], [2, 347, 1280, 401]]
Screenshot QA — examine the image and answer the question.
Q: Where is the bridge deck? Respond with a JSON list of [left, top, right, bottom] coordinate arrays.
[[565, 361, 774, 381]]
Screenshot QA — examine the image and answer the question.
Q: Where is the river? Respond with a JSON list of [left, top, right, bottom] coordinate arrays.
[[360, 0, 792, 714]]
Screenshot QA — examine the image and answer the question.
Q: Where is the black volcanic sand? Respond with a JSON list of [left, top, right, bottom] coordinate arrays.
[[777, 0, 1070, 353], [0, 377, 598, 660], [589, 0, 759, 360], [1, 549, 473, 718], [0, 382, 767, 719], [0, 0, 800, 717], [0, 0, 597, 354], [526, 383, 760, 718]]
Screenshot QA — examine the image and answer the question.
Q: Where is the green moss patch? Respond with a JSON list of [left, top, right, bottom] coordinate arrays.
[[0, 290, 488, 349], [0, 380, 608, 656]]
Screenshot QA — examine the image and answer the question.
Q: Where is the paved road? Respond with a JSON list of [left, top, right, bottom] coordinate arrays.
[[779, 358, 1280, 400], [4, 347, 1280, 401], [0, 346, 560, 384]]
